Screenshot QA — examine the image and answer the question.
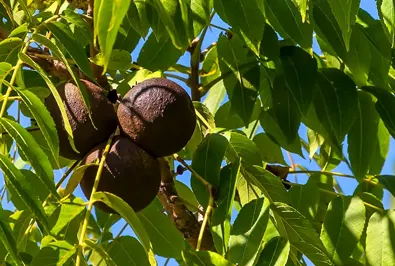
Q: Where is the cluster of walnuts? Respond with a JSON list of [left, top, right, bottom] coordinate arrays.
[[45, 78, 196, 213]]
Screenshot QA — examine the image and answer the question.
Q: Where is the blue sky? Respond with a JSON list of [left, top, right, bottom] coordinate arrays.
[[1, 0, 394, 265]]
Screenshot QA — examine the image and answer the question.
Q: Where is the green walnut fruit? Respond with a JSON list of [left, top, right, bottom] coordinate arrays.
[[79, 136, 161, 213], [45, 79, 117, 160], [117, 78, 196, 158]]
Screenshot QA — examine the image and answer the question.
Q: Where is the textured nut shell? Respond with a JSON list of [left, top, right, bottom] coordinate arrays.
[[79, 136, 161, 213], [45, 80, 117, 160], [117, 78, 196, 157]]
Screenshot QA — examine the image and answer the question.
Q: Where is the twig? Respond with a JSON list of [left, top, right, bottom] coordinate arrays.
[[157, 158, 214, 251], [165, 73, 189, 84], [173, 154, 210, 187], [76, 132, 115, 266], [196, 187, 214, 251]]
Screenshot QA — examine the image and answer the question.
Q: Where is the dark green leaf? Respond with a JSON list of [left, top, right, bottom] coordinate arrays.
[[18, 53, 75, 148], [320, 196, 366, 265], [114, 8, 141, 53], [253, 133, 286, 165], [84, 239, 116, 266], [125, 0, 151, 38], [212, 159, 241, 225], [13, 86, 59, 164], [313, 0, 347, 59], [245, 166, 290, 204], [264, 0, 313, 48], [260, 111, 303, 156], [191, 133, 228, 207], [215, 101, 261, 130], [182, 250, 235, 266], [377, 175, 395, 198], [190, 0, 213, 36], [229, 198, 270, 266], [327, 0, 360, 50], [0, 37, 23, 64], [348, 92, 380, 179], [138, 32, 183, 71], [62, 9, 93, 47], [256, 236, 290, 266], [361, 86, 395, 139], [137, 199, 185, 258], [280, 46, 318, 115], [0, 154, 50, 234], [345, 25, 371, 86], [217, 35, 259, 127], [0, 211, 23, 266], [93, 0, 131, 72], [369, 120, 390, 175], [313, 69, 358, 147], [271, 202, 334, 266], [260, 24, 280, 61], [366, 210, 395, 265], [91, 192, 152, 254], [216, 0, 265, 55], [289, 180, 320, 222], [226, 132, 262, 168], [104, 236, 150, 266], [0, 118, 59, 200]]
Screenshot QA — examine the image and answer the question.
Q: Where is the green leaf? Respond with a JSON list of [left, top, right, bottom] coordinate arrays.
[[253, 133, 286, 165], [369, 119, 390, 175], [0, 37, 23, 64], [13, 86, 59, 164], [377, 175, 395, 197], [0, 211, 23, 266], [124, 0, 151, 38], [182, 250, 235, 266], [0, 154, 50, 234], [0, 62, 12, 92], [256, 236, 290, 266], [84, 239, 116, 266], [236, 176, 262, 206], [174, 180, 199, 212], [313, 0, 347, 59], [8, 170, 50, 211], [265, 75, 301, 144], [137, 32, 183, 71], [91, 192, 152, 253], [0, 118, 59, 200], [264, 0, 313, 48], [327, 0, 360, 50], [190, 0, 213, 36], [31, 240, 76, 266], [215, 101, 261, 130], [361, 86, 395, 139], [113, 9, 141, 53], [378, 0, 395, 46], [191, 133, 228, 207], [320, 196, 366, 265], [345, 24, 371, 86], [46, 197, 85, 236], [90, 50, 132, 71], [225, 132, 262, 167], [260, 111, 303, 156], [348, 92, 380, 179], [100, 236, 150, 266], [217, 35, 259, 127], [245, 166, 290, 204], [31, 33, 92, 117], [46, 22, 94, 80], [137, 199, 185, 258], [313, 69, 358, 147], [18, 53, 75, 148], [64, 163, 96, 197], [151, 0, 189, 49], [229, 197, 270, 266], [212, 159, 241, 225], [271, 202, 334, 266], [62, 9, 93, 46], [93, 0, 131, 72], [366, 210, 395, 266], [216, 0, 265, 55], [289, 180, 320, 222], [280, 46, 318, 115]]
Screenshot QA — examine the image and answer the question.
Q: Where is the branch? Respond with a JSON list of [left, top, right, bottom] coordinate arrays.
[[157, 159, 215, 251]]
